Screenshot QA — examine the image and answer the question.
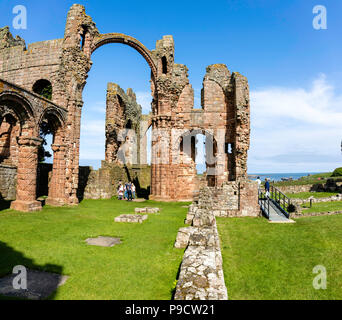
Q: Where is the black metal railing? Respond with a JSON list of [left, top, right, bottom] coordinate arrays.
[[258, 189, 270, 219], [269, 185, 291, 218], [258, 185, 292, 219]]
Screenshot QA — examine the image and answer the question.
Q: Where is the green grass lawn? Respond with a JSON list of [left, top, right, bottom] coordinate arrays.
[[287, 192, 339, 199], [301, 201, 342, 213], [217, 215, 342, 300], [0, 199, 189, 300]]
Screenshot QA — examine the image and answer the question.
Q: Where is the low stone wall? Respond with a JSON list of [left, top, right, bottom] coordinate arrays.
[[173, 181, 260, 300], [276, 179, 342, 194], [291, 194, 342, 206], [276, 184, 313, 194], [293, 210, 342, 218], [174, 201, 228, 300], [0, 164, 16, 200]]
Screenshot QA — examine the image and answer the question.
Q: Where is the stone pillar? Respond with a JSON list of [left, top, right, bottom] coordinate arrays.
[[46, 144, 67, 206], [149, 116, 173, 201], [11, 137, 42, 212]]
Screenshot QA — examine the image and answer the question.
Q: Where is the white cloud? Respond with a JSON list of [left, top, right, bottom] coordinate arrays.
[[249, 74, 342, 173]]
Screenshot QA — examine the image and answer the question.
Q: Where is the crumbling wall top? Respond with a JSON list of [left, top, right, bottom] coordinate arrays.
[[0, 26, 26, 50]]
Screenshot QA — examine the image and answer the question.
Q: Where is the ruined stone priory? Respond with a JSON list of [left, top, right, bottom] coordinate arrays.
[[0, 4, 259, 216]]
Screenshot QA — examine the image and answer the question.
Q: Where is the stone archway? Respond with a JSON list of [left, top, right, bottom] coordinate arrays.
[[39, 108, 67, 207], [0, 79, 68, 211], [80, 33, 158, 198], [92, 33, 157, 80], [171, 129, 220, 200], [0, 92, 41, 211]]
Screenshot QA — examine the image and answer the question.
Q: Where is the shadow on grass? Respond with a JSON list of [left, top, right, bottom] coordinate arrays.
[[0, 241, 64, 300], [171, 257, 183, 300]]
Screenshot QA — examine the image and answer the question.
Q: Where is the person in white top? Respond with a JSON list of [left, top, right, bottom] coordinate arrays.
[[131, 183, 136, 199], [256, 177, 261, 190], [117, 183, 124, 200]]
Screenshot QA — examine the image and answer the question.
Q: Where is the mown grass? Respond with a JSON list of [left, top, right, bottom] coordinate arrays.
[[287, 192, 339, 199], [0, 199, 189, 300], [301, 201, 342, 213], [217, 215, 342, 300]]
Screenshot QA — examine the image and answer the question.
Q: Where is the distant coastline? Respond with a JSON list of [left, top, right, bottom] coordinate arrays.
[[248, 172, 323, 182]]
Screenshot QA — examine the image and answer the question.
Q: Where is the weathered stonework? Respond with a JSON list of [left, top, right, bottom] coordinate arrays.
[[135, 207, 160, 214], [174, 196, 228, 300], [0, 4, 255, 212], [105, 84, 146, 165], [115, 214, 148, 224], [0, 164, 16, 200], [174, 180, 260, 300]]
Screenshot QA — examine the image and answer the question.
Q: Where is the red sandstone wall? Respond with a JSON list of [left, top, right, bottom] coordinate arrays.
[[0, 39, 64, 105]]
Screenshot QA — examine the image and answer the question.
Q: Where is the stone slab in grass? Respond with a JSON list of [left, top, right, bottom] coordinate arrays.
[[0, 269, 68, 300], [85, 236, 122, 247], [115, 214, 148, 223], [135, 207, 160, 214]]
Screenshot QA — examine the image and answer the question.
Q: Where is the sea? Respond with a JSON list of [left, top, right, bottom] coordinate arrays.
[[248, 172, 322, 182]]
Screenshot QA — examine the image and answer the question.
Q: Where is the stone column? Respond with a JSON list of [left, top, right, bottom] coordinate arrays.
[[149, 116, 172, 201], [46, 144, 67, 206], [11, 137, 42, 212]]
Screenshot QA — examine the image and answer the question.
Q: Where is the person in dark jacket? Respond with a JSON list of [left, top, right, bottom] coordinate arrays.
[[126, 182, 133, 201], [265, 178, 270, 197]]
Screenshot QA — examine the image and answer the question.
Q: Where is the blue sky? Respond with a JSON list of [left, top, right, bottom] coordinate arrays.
[[1, 0, 341, 173]]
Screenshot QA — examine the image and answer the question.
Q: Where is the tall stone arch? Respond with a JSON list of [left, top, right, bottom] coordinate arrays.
[[92, 33, 157, 80]]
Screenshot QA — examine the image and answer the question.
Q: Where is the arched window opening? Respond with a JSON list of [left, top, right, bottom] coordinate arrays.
[[162, 56, 167, 74], [36, 114, 62, 198], [126, 119, 132, 129], [0, 114, 18, 164], [80, 26, 88, 50], [32, 80, 52, 100], [226, 143, 233, 154], [39, 117, 55, 164]]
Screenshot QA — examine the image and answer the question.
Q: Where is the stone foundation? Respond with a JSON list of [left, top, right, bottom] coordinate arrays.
[[114, 214, 148, 223], [135, 207, 160, 214], [174, 198, 228, 300], [10, 200, 42, 212]]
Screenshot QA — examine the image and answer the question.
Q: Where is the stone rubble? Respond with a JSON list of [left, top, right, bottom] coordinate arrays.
[[174, 189, 228, 300], [135, 207, 160, 214], [115, 214, 148, 224]]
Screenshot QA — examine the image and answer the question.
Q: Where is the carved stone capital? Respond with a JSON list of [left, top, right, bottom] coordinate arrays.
[[51, 144, 67, 152], [17, 136, 43, 147]]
